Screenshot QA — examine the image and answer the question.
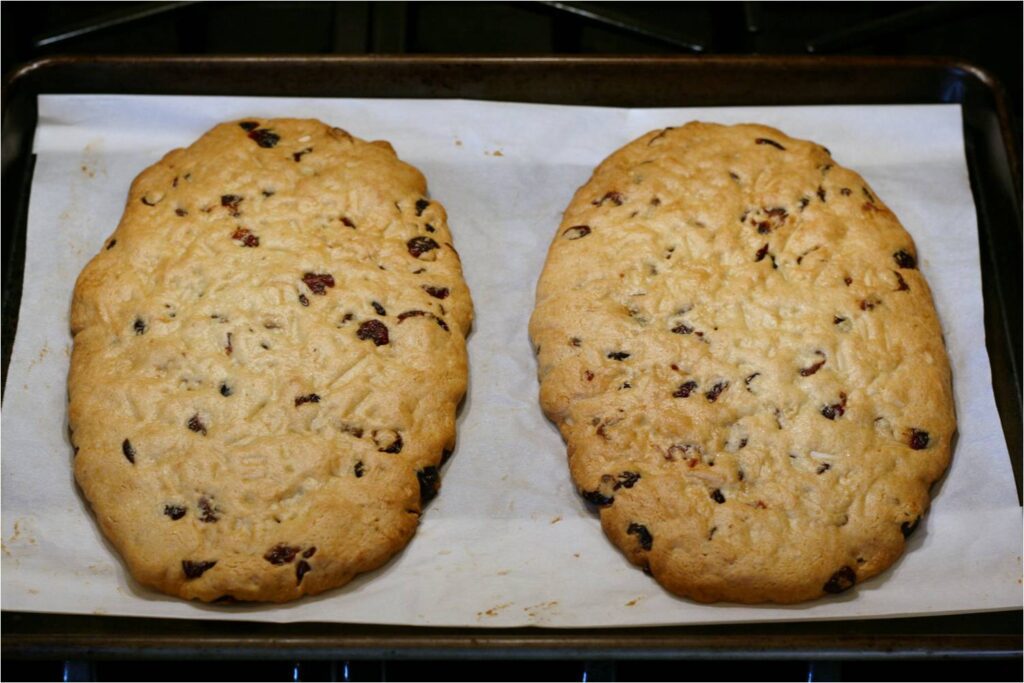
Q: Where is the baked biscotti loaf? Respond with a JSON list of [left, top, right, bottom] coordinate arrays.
[[69, 118, 472, 602], [529, 122, 954, 604]]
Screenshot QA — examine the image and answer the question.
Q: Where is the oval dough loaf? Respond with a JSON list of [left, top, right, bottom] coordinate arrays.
[[529, 122, 954, 603], [69, 119, 472, 602]]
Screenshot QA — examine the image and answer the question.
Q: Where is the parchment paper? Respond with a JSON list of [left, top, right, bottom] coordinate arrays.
[[2, 95, 1020, 626]]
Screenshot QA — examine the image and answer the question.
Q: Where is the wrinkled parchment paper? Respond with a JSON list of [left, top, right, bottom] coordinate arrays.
[[2, 95, 1020, 626]]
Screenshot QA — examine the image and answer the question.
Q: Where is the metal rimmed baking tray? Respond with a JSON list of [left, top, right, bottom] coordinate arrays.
[[2, 55, 1020, 660]]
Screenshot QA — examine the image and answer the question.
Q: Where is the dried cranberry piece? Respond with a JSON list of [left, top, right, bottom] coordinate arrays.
[[860, 298, 879, 311], [626, 523, 653, 551], [295, 560, 312, 584], [133, 318, 147, 335], [673, 380, 698, 398], [423, 285, 449, 299], [292, 147, 312, 162], [415, 198, 430, 216], [755, 244, 769, 261], [908, 429, 930, 450], [562, 225, 591, 240], [823, 566, 856, 594], [843, 277, 853, 286], [615, 471, 641, 490], [581, 489, 613, 507], [711, 489, 726, 504], [298, 294, 309, 307], [375, 430, 403, 454], [816, 463, 831, 474], [607, 351, 630, 361], [425, 224, 436, 233], [198, 496, 219, 523], [817, 186, 827, 202], [821, 393, 847, 420], [175, 208, 188, 217], [302, 273, 335, 295], [798, 197, 810, 210], [418, 466, 440, 504], [238, 121, 259, 131], [372, 301, 387, 316], [303, 547, 317, 558], [187, 414, 207, 435], [833, 316, 847, 325], [799, 352, 826, 377], [407, 236, 440, 257], [341, 216, 356, 228], [894, 250, 917, 269], [592, 191, 624, 207], [396, 309, 449, 332], [182, 560, 216, 579], [671, 323, 694, 335], [248, 128, 280, 148], [901, 516, 921, 538], [354, 461, 365, 478], [397, 310, 426, 322], [219, 383, 232, 397], [340, 424, 364, 438], [220, 194, 243, 216], [264, 544, 300, 565], [755, 137, 786, 150], [705, 381, 729, 403], [231, 227, 259, 247], [894, 271, 909, 291], [356, 320, 390, 346], [164, 504, 186, 520], [295, 393, 321, 407], [122, 439, 136, 464], [106, 239, 117, 250]]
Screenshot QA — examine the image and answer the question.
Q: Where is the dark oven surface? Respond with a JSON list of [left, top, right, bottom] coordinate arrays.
[[2, 55, 1021, 676]]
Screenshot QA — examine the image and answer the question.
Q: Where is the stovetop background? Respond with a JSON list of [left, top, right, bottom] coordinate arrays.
[[4, 1, 1021, 150]]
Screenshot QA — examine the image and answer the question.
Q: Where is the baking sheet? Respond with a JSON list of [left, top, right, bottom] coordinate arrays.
[[1, 95, 1020, 626]]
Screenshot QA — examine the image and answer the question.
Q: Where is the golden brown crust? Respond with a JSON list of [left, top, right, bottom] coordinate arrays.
[[529, 122, 954, 604], [69, 118, 472, 602]]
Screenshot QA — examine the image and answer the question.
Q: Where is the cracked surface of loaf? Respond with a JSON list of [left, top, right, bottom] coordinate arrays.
[[529, 122, 954, 604], [69, 118, 472, 602]]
